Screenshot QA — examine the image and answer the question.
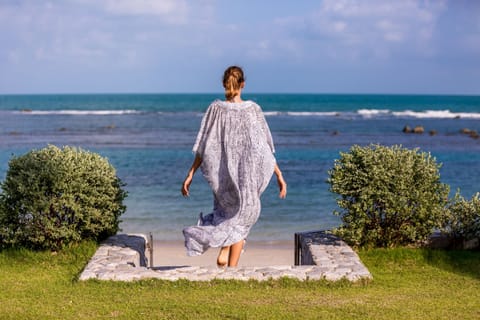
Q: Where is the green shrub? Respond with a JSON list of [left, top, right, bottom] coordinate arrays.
[[444, 192, 480, 242], [328, 144, 449, 248], [0, 145, 127, 250]]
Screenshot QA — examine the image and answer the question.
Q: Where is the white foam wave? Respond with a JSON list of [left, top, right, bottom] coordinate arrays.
[[392, 110, 480, 119], [13, 108, 480, 119], [263, 111, 282, 116], [287, 111, 340, 117], [19, 109, 141, 115], [357, 109, 391, 118], [264, 111, 340, 117], [265, 109, 480, 119], [356, 108, 480, 119]]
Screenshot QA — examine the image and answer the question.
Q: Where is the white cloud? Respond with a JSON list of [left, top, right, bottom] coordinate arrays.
[[95, 0, 190, 25], [246, 40, 272, 60], [7, 50, 21, 64], [276, 0, 447, 61], [332, 21, 347, 33], [0, 0, 478, 94], [0, 0, 215, 69], [104, 0, 186, 16]]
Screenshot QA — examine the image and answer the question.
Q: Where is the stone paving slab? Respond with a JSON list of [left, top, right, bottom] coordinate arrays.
[[296, 230, 372, 281], [79, 233, 372, 282]]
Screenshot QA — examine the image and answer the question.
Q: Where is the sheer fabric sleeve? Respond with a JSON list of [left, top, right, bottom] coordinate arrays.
[[253, 103, 275, 154], [192, 102, 218, 157]]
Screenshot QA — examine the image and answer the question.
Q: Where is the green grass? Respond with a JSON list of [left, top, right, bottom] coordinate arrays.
[[0, 242, 479, 319]]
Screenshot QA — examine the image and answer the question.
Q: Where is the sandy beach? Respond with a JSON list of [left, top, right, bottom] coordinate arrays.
[[152, 240, 295, 267]]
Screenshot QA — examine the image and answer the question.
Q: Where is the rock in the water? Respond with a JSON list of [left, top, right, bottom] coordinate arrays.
[[413, 126, 424, 134]]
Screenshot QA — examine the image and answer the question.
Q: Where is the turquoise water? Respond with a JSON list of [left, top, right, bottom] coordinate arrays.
[[0, 94, 479, 240]]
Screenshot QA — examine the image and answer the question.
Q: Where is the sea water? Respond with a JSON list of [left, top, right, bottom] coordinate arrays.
[[0, 93, 479, 240]]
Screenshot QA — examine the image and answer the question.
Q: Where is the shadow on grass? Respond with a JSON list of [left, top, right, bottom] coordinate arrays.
[[422, 249, 480, 280]]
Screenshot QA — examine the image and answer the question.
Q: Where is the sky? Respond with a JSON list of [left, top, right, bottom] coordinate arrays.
[[0, 0, 479, 95]]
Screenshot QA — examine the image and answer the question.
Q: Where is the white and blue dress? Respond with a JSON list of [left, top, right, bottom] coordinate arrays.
[[183, 100, 276, 256]]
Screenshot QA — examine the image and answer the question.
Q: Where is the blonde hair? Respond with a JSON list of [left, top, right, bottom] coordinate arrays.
[[223, 66, 245, 101]]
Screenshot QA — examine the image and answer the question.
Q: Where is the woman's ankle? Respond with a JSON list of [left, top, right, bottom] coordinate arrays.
[[227, 240, 244, 267]]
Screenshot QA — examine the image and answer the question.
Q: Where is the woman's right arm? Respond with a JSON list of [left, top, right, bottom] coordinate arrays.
[[181, 154, 202, 197]]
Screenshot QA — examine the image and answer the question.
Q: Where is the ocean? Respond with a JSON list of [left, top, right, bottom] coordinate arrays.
[[0, 93, 479, 241]]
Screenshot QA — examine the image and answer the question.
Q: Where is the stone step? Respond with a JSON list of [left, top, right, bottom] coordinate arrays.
[[79, 233, 372, 282]]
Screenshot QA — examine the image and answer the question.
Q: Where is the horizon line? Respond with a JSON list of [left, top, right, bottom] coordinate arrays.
[[1, 92, 480, 97]]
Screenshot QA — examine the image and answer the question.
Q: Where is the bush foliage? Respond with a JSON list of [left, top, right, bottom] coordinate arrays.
[[0, 145, 127, 250], [328, 144, 450, 248], [444, 192, 480, 242]]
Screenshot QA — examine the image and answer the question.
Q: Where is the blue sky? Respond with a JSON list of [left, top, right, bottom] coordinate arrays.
[[1, 0, 479, 94]]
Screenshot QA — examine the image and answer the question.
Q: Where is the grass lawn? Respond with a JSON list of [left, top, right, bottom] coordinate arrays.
[[0, 241, 478, 319]]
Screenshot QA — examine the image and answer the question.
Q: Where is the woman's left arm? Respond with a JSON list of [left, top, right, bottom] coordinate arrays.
[[274, 164, 287, 199]]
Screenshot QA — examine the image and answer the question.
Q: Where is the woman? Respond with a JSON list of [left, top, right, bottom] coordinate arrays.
[[182, 66, 287, 267]]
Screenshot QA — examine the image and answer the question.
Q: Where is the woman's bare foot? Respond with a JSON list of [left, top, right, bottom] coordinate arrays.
[[217, 246, 230, 267]]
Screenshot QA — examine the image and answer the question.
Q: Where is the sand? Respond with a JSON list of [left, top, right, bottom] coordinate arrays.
[[151, 240, 295, 267]]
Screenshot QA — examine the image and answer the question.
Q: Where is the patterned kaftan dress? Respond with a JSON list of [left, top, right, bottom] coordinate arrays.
[[183, 100, 276, 256]]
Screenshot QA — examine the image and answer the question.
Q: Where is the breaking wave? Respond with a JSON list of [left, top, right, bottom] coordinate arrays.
[[9, 108, 480, 119]]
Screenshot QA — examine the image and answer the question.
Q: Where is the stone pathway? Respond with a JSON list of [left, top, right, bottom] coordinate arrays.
[[79, 233, 372, 282]]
